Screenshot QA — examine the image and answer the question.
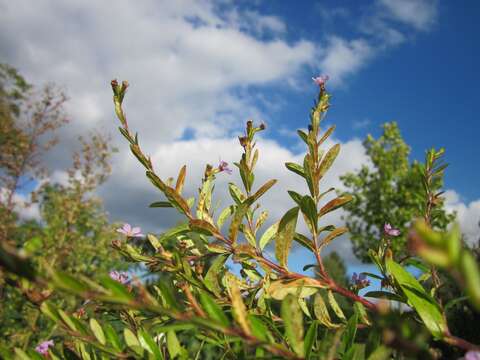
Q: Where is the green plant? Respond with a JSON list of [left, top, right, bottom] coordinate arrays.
[[0, 76, 478, 359]]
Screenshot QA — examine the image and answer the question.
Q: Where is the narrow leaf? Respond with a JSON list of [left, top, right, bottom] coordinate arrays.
[[259, 221, 279, 250], [282, 295, 305, 357], [89, 318, 106, 345], [275, 207, 300, 268], [386, 259, 447, 338]]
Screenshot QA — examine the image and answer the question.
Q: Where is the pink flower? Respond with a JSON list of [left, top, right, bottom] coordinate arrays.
[[352, 272, 370, 289], [35, 340, 54, 356], [384, 223, 400, 237], [465, 351, 480, 360], [218, 160, 232, 175], [116, 223, 143, 237], [109, 270, 130, 284], [312, 75, 329, 86]]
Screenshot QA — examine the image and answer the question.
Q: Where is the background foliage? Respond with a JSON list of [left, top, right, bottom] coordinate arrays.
[[0, 66, 479, 360]]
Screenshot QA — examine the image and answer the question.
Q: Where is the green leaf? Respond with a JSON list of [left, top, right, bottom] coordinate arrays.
[[318, 125, 336, 146], [319, 227, 348, 249], [158, 222, 190, 243], [228, 183, 246, 204], [189, 219, 218, 236], [175, 165, 187, 194], [227, 277, 251, 335], [318, 195, 352, 218], [23, 236, 43, 254], [287, 190, 304, 205], [364, 291, 404, 302], [199, 291, 230, 327], [313, 293, 339, 328], [40, 302, 61, 323], [99, 276, 135, 303], [293, 233, 315, 252], [259, 221, 279, 250], [328, 290, 346, 322], [124, 328, 143, 356], [147, 234, 162, 251], [138, 329, 164, 359], [197, 176, 214, 219], [297, 130, 309, 144], [341, 313, 358, 353], [354, 302, 371, 326], [367, 346, 392, 360], [167, 330, 181, 359], [228, 201, 250, 244], [248, 315, 270, 342], [103, 323, 122, 351], [267, 278, 321, 300], [285, 162, 306, 178], [300, 195, 317, 231], [146, 171, 190, 215], [58, 309, 78, 331], [250, 179, 277, 202], [317, 143, 340, 180], [460, 251, 480, 310], [204, 254, 229, 297], [217, 205, 236, 229], [155, 280, 178, 309], [149, 201, 173, 208], [275, 207, 299, 268], [50, 270, 90, 295], [304, 321, 318, 360], [386, 259, 447, 338], [281, 295, 305, 357], [89, 318, 106, 345], [14, 348, 31, 360]]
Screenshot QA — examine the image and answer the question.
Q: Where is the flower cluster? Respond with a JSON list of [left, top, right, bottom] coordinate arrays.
[[312, 74, 329, 86], [351, 272, 370, 289], [109, 270, 130, 284], [35, 340, 54, 356], [218, 160, 232, 175], [384, 223, 400, 237]]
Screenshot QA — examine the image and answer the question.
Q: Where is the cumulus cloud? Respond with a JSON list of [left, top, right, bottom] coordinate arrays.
[[319, 37, 375, 86], [0, 188, 40, 222], [2, 0, 457, 266], [379, 0, 438, 31], [445, 190, 480, 246]]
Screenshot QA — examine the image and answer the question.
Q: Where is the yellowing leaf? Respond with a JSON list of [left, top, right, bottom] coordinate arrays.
[[226, 275, 251, 335], [281, 295, 304, 357], [275, 207, 299, 268]]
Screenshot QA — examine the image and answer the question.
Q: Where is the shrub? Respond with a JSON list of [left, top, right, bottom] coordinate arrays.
[[0, 76, 479, 359]]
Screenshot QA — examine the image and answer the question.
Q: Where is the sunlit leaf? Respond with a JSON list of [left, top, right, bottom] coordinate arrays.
[[386, 259, 447, 338], [282, 295, 305, 357], [275, 207, 299, 268]]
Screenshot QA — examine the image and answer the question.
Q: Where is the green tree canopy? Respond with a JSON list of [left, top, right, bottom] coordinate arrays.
[[340, 122, 454, 262]]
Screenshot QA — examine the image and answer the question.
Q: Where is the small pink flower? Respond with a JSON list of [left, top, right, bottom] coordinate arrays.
[[109, 270, 130, 284], [35, 340, 54, 356], [352, 272, 370, 289], [218, 160, 232, 175], [116, 223, 143, 237], [465, 351, 480, 360], [384, 223, 400, 237], [312, 75, 329, 86]]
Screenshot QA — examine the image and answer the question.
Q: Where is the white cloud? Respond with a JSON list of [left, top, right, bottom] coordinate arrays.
[[445, 190, 480, 245], [0, 188, 40, 222], [319, 37, 374, 86], [379, 0, 438, 31], [0, 0, 450, 266]]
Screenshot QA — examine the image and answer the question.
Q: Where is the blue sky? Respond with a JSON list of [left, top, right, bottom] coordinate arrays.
[[232, 0, 480, 201], [1, 0, 479, 272]]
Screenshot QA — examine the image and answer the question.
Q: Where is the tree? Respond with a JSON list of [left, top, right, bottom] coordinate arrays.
[[340, 122, 454, 262], [0, 63, 68, 244], [0, 65, 122, 350]]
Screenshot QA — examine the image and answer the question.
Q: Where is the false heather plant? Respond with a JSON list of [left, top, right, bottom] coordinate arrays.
[[1, 76, 479, 360]]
